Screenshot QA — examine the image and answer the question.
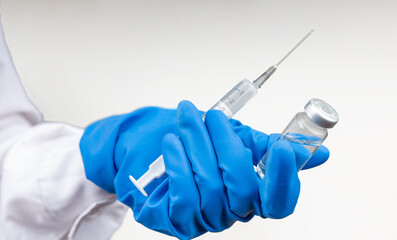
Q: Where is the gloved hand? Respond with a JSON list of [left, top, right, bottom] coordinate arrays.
[[80, 100, 329, 239]]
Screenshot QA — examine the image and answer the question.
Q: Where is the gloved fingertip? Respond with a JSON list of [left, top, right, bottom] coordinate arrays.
[[266, 140, 297, 182], [260, 192, 298, 219], [162, 133, 191, 180], [162, 133, 179, 148], [260, 179, 300, 219], [317, 145, 330, 161], [177, 100, 201, 122], [162, 133, 185, 163], [205, 109, 228, 126], [270, 139, 292, 152], [229, 118, 243, 127], [177, 100, 196, 111], [301, 145, 330, 170], [206, 108, 224, 117]]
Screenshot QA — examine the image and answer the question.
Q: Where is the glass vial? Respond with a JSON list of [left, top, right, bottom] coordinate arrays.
[[257, 98, 339, 179]]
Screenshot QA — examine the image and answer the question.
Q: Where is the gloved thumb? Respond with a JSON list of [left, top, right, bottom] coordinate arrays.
[[259, 139, 300, 219]]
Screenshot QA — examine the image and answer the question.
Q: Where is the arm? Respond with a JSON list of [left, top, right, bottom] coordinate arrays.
[[0, 14, 127, 239]]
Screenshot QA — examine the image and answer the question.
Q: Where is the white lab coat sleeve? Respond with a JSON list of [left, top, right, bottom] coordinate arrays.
[[0, 123, 128, 240], [0, 14, 128, 239]]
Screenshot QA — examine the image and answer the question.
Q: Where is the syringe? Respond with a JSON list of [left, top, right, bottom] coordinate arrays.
[[130, 29, 315, 197]]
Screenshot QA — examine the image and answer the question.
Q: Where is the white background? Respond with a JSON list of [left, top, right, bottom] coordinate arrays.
[[1, 0, 396, 239]]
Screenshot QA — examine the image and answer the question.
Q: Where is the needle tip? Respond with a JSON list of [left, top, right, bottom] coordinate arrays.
[[275, 29, 315, 67]]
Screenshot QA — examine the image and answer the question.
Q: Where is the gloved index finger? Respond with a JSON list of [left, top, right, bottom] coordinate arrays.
[[176, 100, 231, 231], [205, 109, 261, 219]]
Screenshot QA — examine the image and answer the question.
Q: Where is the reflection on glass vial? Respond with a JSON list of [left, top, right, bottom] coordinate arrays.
[[257, 98, 339, 179]]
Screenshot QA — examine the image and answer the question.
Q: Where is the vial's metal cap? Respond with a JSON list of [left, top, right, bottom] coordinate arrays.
[[304, 98, 339, 128]]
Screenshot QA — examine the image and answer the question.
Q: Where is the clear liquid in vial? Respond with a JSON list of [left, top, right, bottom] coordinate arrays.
[[256, 134, 322, 178]]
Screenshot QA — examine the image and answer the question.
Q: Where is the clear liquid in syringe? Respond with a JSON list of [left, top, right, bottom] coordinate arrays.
[[209, 79, 258, 119]]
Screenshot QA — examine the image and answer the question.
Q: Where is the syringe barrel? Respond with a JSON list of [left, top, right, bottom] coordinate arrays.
[[209, 79, 258, 119]]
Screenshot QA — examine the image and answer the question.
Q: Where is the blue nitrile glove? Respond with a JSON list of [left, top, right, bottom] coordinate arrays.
[[80, 100, 329, 239]]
